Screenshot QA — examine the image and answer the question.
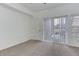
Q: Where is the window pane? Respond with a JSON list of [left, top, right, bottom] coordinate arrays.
[[54, 18, 60, 26], [72, 16, 79, 26]]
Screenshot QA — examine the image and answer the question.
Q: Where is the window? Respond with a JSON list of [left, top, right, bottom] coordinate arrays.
[[54, 18, 60, 26], [71, 16, 79, 38], [72, 16, 79, 27]]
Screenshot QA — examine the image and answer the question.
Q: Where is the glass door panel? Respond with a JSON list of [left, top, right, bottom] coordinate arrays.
[[43, 16, 67, 44], [51, 17, 67, 43]]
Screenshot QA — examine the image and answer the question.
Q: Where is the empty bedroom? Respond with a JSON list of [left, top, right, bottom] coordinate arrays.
[[0, 3, 79, 56]]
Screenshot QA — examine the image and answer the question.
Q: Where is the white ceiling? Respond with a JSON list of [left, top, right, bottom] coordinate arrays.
[[21, 3, 67, 12]]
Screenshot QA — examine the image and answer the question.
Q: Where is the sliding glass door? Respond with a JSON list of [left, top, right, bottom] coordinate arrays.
[[51, 17, 67, 43], [43, 16, 67, 44]]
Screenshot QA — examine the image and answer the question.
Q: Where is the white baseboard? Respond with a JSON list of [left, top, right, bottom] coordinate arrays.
[[0, 39, 42, 51], [0, 39, 31, 51]]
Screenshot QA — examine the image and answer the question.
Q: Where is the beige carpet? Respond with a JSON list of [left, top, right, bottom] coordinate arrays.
[[0, 40, 79, 56]]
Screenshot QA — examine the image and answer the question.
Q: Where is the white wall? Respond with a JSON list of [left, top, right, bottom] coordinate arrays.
[[0, 5, 34, 50], [34, 4, 79, 47], [30, 17, 43, 40]]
